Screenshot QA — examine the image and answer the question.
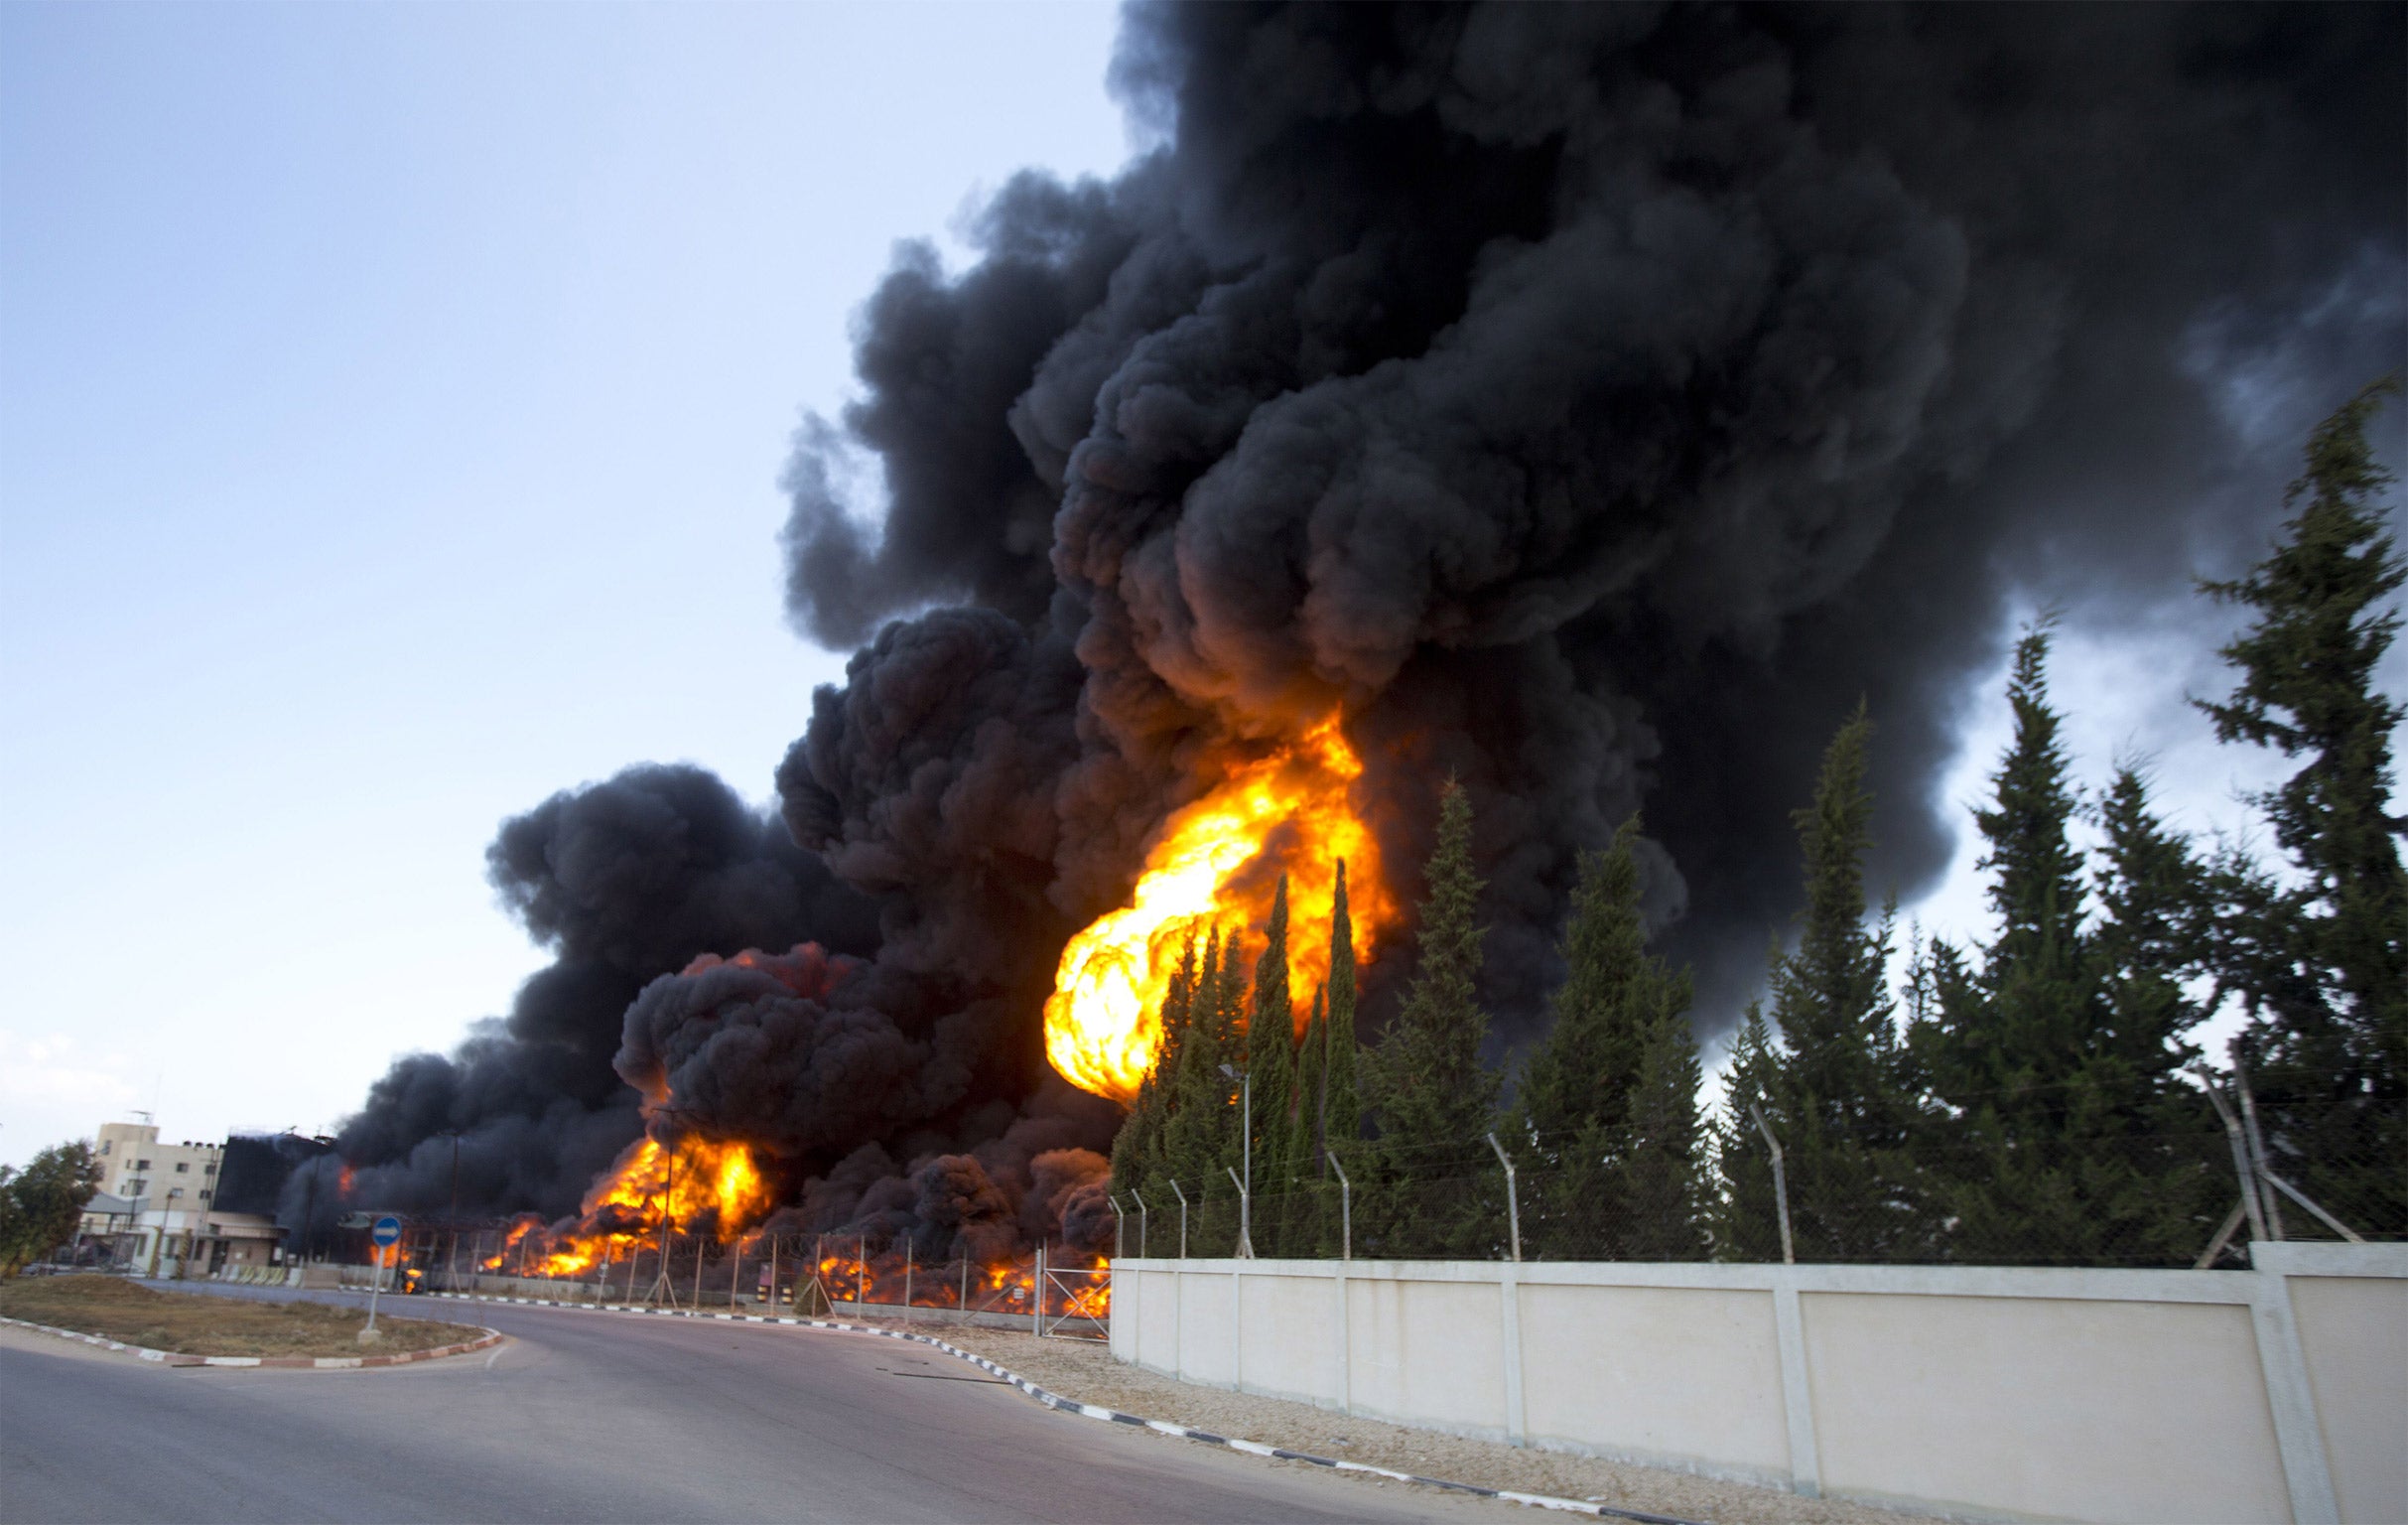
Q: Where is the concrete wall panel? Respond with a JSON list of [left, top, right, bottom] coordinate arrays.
[[1108, 1247, 2403, 1524], [1349, 1274, 1508, 1437], [1800, 1291, 2288, 1525], [1238, 1270, 1341, 1406], [1518, 1282, 1789, 1479], [1175, 1272, 1237, 1387], [2290, 1275, 2408, 1525]]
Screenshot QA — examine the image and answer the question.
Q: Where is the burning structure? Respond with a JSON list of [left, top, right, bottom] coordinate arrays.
[[290, 4, 2400, 1277]]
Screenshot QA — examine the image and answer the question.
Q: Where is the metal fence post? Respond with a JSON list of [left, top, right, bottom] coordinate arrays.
[[903, 1243, 913, 1323], [2198, 1066, 2271, 1246], [1168, 1179, 1188, 1259], [1226, 1166, 1252, 1259], [1132, 1189, 1148, 1258], [1750, 1104, 1796, 1266], [1486, 1132, 1521, 1263], [2232, 1055, 2286, 1240], [1109, 1194, 1125, 1259], [1033, 1242, 1044, 1337], [1326, 1152, 1351, 1262]]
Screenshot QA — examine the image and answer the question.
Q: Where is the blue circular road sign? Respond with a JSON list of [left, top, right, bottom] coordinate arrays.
[[370, 1214, 403, 1247]]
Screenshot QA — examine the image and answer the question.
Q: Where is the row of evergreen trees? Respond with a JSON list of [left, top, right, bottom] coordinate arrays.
[[1107, 379, 2404, 1266]]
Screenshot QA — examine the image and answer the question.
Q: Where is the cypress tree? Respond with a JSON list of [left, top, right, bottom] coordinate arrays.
[[1291, 983, 1326, 1175], [1156, 928, 1240, 1245], [1247, 876, 1297, 1254], [1363, 778, 1504, 1254], [1508, 818, 1700, 1258], [1283, 982, 1328, 1254], [1117, 930, 1198, 1201], [1322, 860, 1362, 1169], [2196, 375, 2407, 1236]]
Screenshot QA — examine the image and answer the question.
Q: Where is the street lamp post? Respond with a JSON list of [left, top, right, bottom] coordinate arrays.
[[1218, 1063, 1253, 1259]]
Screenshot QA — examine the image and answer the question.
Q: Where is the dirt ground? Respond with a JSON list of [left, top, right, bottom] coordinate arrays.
[[858, 1316, 1927, 1525], [0, 1274, 487, 1357]]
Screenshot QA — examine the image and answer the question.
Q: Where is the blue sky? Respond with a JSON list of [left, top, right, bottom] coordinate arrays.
[[1, 3, 1129, 1163], [0, 4, 2392, 1170]]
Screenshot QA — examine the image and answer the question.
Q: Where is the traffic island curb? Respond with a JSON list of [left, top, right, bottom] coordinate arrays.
[[0, 1313, 503, 1368], [422, 1290, 1696, 1523]]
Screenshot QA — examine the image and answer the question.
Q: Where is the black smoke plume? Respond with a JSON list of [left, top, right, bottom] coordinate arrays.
[[782, 1, 2402, 1032], [318, 3, 2401, 1258]]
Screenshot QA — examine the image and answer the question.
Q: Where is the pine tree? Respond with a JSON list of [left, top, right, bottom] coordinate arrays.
[[1950, 623, 2092, 1116], [1363, 779, 1505, 1254], [1718, 708, 1933, 1263], [1918, 635, 2226, 1264], [1508, 818, 1700, 1258], [2196, 375, 2407, 1237], [1622, 1008, 1708, 1260], [1709, 1001, 1789, 1262]]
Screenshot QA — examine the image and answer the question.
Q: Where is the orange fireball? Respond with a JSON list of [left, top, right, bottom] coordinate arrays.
[[1042, 713, 1392, 1103]]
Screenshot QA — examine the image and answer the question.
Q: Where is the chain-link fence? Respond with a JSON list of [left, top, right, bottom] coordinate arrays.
[[1118, 1081, 2400, 1270], [369, 1225, 1110, 1328]]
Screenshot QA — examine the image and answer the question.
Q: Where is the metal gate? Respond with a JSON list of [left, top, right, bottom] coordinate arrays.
[[1037, 1249, 1110, 1341]]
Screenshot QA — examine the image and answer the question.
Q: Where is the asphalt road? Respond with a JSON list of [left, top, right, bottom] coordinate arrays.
[[1, 1283, 1506, 1524]]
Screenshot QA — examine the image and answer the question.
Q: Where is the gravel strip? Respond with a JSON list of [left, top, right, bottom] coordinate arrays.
[[905, 1321, 1927, 1525]]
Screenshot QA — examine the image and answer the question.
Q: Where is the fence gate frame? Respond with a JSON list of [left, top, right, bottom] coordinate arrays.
[[1038, 1255, 1110, 1340]]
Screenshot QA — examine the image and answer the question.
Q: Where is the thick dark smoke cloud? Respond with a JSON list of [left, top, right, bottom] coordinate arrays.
[[294, 765, 879, 1228], [318, 3, 2399, 1257], [782, 1, 2404, 1038]]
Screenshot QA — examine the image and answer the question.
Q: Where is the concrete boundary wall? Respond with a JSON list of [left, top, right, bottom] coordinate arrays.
[[1108, 1243, 2406, 1525]]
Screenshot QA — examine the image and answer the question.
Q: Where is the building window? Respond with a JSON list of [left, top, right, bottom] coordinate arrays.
[[168, 1187, 184, 1199], [135, 1159, 151, 1171], [99, 1141, 112, 1156], [200, 1190, 211, 1202], [203, 1164, 216, 1177], [175, 1162, 190, 1174]]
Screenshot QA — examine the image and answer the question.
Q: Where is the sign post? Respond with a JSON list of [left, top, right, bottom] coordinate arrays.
[[365, 1215, 402, 1335]]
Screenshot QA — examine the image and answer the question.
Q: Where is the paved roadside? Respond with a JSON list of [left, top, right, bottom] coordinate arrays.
[[2, 1287, 1512, 1524]]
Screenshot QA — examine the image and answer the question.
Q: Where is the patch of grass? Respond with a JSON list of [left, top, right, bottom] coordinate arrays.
[[0, 1275, 487, 1357]]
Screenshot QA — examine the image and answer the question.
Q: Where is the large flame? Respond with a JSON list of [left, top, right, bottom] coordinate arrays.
[[520, 1130, 773, 1279], [1043, 713, 1393, 1103]]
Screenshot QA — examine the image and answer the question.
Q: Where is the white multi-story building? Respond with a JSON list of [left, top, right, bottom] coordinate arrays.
[[78, 1120, 279, 1277]]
